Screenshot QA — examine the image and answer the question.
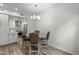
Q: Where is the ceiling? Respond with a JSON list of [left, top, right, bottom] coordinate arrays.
[[0, 3, 79, 17], [0, 3, 53, 16]]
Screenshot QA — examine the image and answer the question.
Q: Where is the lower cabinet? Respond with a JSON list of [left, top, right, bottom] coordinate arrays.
[[8, 32, 18, 44]]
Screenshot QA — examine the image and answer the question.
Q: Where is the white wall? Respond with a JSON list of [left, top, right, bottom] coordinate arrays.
[[34, 4, 79, 54]]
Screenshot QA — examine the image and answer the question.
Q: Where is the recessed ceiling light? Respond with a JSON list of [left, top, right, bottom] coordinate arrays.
[[0, 3, 4, 7]]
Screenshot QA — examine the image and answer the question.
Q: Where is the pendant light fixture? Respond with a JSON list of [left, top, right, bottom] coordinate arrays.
[[30, 4, 40, 20]]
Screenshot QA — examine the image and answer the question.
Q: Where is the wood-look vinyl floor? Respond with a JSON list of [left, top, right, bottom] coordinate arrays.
[[0, 44, 71, 55]]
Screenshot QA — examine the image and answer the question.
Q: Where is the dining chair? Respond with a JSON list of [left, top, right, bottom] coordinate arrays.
[[29, 33, 40, 55], [35, 30, 40, 34], [18, 31, 23, 38], [41, 31, 50, 47], [17, 31, 23, 50], [34, 30, 40, 42], [22, 34, 30, 54]]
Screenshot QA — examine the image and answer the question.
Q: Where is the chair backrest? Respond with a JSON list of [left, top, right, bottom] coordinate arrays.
[[29, 33, 39, 44], [18, 31, 23, 38], [22, 34, 28, 41], [35, 30, 40, 33], [34, 30, 40, 37], [46, 31, 50, 39]]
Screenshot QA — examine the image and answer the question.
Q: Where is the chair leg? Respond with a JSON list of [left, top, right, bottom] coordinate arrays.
[[29, 44, 40, 55], [22, 41, 24, 52], [41, 40, 48, 48], [38, 44, 40, 55], [29, 44, 31, 55]]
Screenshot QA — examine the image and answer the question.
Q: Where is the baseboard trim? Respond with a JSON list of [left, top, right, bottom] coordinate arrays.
[[0, 42, 17, 47], [49, 43, 74, 55]]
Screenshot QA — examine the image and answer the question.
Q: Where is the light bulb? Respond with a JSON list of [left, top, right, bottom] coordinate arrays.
[[37, 15, 40, 20], [31, 16, 33, 19], [38, 16, 40, 20], [14, 8, 18, 11]]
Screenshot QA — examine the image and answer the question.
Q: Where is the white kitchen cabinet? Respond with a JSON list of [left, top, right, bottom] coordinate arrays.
[[8, 32, 18, 43], [0, 14, 18, 46], [0, 14, 9, 45], [0, 14, 27, 46]]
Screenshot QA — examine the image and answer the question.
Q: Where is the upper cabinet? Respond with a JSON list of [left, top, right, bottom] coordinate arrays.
[[8, 16, 28, 33]]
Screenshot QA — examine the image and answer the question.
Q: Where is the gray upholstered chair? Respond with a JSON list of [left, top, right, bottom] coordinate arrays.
[[35, 30, 40, 34], [41, 31, 50, 47]]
